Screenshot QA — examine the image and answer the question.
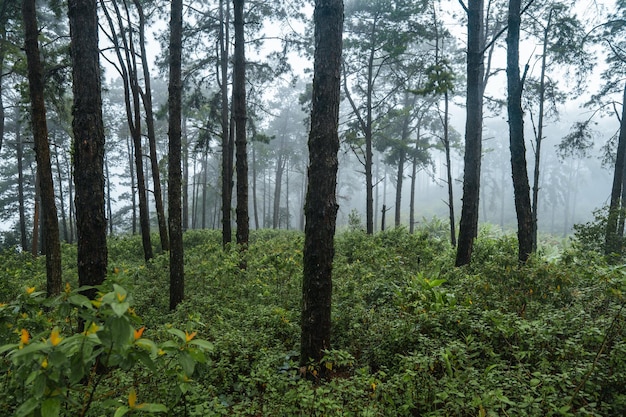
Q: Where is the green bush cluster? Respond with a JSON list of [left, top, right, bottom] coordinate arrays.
[[0, 220, 625, 416]]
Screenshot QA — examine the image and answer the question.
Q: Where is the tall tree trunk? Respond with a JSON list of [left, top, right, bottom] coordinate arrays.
[[23, 0, 62, 295], [32, 172, 40, 256], [273, 154, 286, 229], [409, 154, 417, 234], [168, 0, 184, 310], [506, 0, 533, 263], [182, 120, 189, 230], [65, 151, 75, 243], [101, 0, 152, 260], [15, 120, 28, 252], [455, 0, 484, 267], [300, 0, 343, 375], [54, 145, 69, 242], [365, 47, 375, 234], [252, 141, 260, 229], [201, 150, 208, 229], [443, 91, 456, 246], [105, 155, 113, 235], [531, 9, 553, 252], [127, 135, 137, 234], [233, 0, 249, 247], [605, 82, 626, 255], [220, 0, 233, 246], [68, 0, 108, 301], [134, 0, 169, 251]]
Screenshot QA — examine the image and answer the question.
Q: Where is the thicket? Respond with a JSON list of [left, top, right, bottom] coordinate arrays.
[[1, 222, 625, 416]]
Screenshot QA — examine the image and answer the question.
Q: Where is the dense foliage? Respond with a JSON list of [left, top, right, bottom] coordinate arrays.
[[1, 225, 625, 416]]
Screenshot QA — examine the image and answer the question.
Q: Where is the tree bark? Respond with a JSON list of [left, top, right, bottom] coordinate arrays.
[[233, 0, 249, 247], [22, 0, 63, 295], [455, 0, 484, 267], [300, 0, 343, 375], [220, 0, 233, 246], [68, 0, 108, 300], [168, 0, 184, 310], [506, 0, 533, 263]]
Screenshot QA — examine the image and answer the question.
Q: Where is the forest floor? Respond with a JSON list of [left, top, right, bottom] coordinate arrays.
[[1, 224, 625, 416]]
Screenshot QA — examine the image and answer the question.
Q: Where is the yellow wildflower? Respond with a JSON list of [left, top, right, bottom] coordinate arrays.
[[49, 328, 63, 347], [185, 330, 197, 343], [26, 287, 35, 295], [19, 329, 30, 347], [41, 357, 48, 369], [134, 326, 145, 340]]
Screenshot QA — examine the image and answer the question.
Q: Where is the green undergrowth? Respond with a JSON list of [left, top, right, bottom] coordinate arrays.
[[1, 225, 625, 416]]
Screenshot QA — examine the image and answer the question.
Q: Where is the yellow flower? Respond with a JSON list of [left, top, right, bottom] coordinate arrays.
[[157, 349, 165, 356], [134, 326, 145, 340], [41, 357, 48, 369], [371, 382, 377, 391], [116, 292, 126, 303], [26, 287, 35, 295], [84, 322, 99, 336], [49, 328, 63, 347], [64, 282, 71, 294], [185, 330, 197, 343], [19, 329, 30, 347]]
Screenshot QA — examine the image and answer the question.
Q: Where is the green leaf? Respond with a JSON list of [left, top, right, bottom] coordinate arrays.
[[68, 294, 94, 309], [167, 328, 187, 343], [178, 351, 196, 376], [135, 338, 158, 355], [41, 397, 61, 417], [15, 397, 39, 417], [111, 301, 130, 317], [188, 339, 214, 352], [136, 403, 168, 412], [113, 405, 130, 417], [109, 316, 132, 345]]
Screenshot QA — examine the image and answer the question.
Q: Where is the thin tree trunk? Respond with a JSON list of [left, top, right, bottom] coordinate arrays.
[[220, 0, 233, 246], [456, 0, 484, 267], [182, 118, 189, 230], [202, 150, 208, 229], [105, 155, 113, 235], [300, 0, 343, 375], [443, 91, 456, 246], [134, 0, 169, 251], [23, 0, 62, 295], [54, 145, 69, 242], [409, 154, 417, 234], [32, 171, 40, 256], [252, 141, 260, 229], [65, 151, 75, 244], [273, 154, 285, 229], [531, 9, 553, 252], [69, 0, 108, 302], [17, 120, 28, 251], [127, 135, 137, 234], [168, 0, 184, 310]]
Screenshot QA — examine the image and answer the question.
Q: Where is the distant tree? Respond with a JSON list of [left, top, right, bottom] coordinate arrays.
[[343, 0, 429, 234], [68, 0, 108, 300], [300, 0, 343, 376], [168, 0, 184, 310], [22, 0, 62, 296]]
